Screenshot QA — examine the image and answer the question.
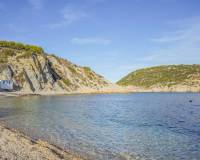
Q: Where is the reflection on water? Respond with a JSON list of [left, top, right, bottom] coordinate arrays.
[[0, 93, 200, 160]]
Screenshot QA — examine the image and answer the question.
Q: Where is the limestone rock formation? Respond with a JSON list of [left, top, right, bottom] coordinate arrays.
[[0, 41, 111, 93]]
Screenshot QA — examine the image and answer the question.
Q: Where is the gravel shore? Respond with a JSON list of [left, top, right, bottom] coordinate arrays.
[[0, 124, 83, 160]]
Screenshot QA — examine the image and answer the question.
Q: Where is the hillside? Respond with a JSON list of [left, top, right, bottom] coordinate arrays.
[[0, 40, 114, 94], [117, 65, 200, 92]]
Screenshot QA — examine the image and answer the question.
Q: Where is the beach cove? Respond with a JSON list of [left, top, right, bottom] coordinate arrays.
[[0, 93, 199, 160]]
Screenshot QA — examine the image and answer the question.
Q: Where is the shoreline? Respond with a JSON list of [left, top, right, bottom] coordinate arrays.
[[0, 122, 83, 160], [0, 89, 200, 97]]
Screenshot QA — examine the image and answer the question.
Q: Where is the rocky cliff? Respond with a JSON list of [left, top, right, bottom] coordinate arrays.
[[0, 41, 112, 93]]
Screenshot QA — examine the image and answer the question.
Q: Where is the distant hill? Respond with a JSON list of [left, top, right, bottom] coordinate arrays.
[[0, 40, 114, 93], [117, 65, 200, 92]]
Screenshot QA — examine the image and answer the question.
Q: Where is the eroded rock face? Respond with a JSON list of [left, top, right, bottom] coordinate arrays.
[[0, 46, 112, 93]]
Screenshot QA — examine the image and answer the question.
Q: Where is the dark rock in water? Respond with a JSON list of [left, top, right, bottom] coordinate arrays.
[[189, 100, 193, 103]]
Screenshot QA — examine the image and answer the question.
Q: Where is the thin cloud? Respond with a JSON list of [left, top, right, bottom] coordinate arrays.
[[151, 32, 186, 43], [28, 0, 43, 10], [71, 37, 111, 45], [152, 16, 200, 43], [48, 5, 88, 29], [62, 6, 88, 24], [147, 16, 200, 64], [47, 0, 109, 29]]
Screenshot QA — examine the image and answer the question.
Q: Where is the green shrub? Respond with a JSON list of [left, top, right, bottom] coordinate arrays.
[[0, 40, 44, 53], [83, 67, 91, 72], [62, 78, 71, 86], [16, 51, 33, 59], [1, 48, 16, 56], [0, 48, 16, 63], [68, 65, 77, 73]]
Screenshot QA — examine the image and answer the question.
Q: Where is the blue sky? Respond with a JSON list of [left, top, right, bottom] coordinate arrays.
[[0, 0, 200, 82]]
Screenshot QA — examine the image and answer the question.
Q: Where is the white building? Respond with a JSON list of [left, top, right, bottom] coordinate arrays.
[[0, 80, 13, 90]]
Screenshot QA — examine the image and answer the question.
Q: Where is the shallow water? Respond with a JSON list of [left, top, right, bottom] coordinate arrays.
[[0, 93, 200, 160]]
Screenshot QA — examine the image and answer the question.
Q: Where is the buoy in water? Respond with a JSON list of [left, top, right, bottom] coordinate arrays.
[[189, 100, 192, 103]]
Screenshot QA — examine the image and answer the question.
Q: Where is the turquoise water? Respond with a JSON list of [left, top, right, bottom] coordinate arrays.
[[0, 93, 200, 160]]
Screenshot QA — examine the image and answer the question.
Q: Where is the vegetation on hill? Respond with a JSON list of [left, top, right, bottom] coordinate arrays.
[[0, 41, 44, 63], [0, 40, 44, 53], [117, 65, 200, 87]]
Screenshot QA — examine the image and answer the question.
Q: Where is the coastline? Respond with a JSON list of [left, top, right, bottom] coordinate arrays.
[[1, 86, 200, 97], [0, 122, 83, 160], [0, 85, 131, 97]]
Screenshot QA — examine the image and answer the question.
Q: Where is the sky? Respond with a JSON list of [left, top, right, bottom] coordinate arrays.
[[0, 0, 200, 82]]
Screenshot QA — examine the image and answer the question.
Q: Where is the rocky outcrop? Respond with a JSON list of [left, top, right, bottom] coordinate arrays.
[[0, 41, 112, 93]]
